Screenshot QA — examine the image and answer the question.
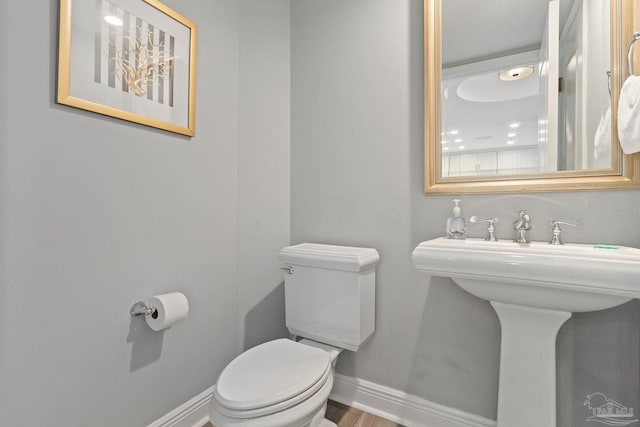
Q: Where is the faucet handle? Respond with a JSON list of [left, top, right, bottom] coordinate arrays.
[[548, 219, 578, 245], [470, 216, 499, 241], [470, 216, 499, 225], [549, 219, 578, 227]]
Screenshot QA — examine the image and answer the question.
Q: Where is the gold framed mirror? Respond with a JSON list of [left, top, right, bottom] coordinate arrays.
[[424, 0, 640, 194]]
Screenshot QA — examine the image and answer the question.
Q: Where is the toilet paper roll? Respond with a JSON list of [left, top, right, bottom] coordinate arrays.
[[146, 292, 189, 331]]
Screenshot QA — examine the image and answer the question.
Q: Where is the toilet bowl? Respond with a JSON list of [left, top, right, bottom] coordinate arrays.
[[210, 339, 341, 427], [209, 243, 380, 427]]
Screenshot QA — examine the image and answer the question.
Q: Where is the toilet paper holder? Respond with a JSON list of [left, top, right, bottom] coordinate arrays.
[[130, 300, 158, 318]]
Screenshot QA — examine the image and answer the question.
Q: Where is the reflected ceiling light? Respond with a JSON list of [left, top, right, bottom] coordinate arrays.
[[449, 130, 459, 135], [454, 138, 462, 143], [441, 140, 449, 144], [508, 122, 520, 128], [539, 130, 546, 134], [443, 147, 449, 151], [498, 65, 535, 81], [538, 119, 547, 125], [507, 132, 517, 137], [539, 137, 546, 142], [507, 140, 515, 145], [104, 15, 123, 26], [458, 146, 466, 150]]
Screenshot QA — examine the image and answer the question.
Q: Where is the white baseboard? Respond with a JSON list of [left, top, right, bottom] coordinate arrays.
[[148, 375, 496, 427], [147, 386, 213, 427], [330, 374, 496, 427]]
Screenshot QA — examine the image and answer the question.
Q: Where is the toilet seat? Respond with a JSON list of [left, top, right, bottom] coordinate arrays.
[[213, 339, 332, 419]]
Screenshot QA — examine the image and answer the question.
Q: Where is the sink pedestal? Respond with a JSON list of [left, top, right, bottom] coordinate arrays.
[[491, 301, 571, 427]]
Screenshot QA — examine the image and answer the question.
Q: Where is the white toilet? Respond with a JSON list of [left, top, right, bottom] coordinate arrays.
[[210, 243, 380, 427]]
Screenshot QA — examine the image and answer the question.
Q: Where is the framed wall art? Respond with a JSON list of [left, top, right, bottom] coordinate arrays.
[[58, 0, 197, 136]]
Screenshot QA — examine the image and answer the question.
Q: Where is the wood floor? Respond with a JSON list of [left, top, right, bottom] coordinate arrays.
[[325, 400, 404, 427], [204, 400, 404, 427]]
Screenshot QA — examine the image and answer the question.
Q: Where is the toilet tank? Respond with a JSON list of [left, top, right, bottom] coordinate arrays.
[[278, 243, 380, 351]]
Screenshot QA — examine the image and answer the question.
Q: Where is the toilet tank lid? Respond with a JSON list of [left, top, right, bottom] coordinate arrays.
[[279, 243, 380, 272]]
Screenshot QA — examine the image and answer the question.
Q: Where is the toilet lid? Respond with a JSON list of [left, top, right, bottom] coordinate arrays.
[[214, 339, 331, 412]]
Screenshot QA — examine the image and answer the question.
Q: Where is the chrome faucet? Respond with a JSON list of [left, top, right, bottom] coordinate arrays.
[[513, 210, 531, 244], [470, 216, 499, 241], [549, 219, 577, 245]]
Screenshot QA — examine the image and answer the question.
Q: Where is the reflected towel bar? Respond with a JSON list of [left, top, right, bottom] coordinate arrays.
[[628, 32, 640, 76]]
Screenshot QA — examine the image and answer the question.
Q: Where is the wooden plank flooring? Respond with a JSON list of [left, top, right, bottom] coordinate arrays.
[[204, 400, 403, 427], [325, 400, 404, 427]]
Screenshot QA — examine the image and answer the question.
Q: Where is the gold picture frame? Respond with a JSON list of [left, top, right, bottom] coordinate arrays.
[[58, 0, 197, 136]]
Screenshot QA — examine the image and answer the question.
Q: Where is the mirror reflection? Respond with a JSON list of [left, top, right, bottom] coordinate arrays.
[[440, 0, 612, 178]]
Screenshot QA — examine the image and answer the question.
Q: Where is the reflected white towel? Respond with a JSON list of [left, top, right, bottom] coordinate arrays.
[[594, 106, 611, 167], [618, 75, 640, 154]]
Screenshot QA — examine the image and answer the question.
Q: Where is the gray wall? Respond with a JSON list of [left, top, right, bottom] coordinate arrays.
[[238, 0, 291, 351], [291, 0, 640, 423], [0, 0, 289, 426]]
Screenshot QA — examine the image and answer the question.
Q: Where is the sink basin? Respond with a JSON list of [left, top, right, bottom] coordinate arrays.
[[412, 237, 640, 312], [412, 238, 640, 427]]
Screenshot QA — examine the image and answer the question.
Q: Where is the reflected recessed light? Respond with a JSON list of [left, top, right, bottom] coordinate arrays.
[[104, 15, 123, 26], [538, 119, 547, 125], [499, 65, 535, 81], [454, 138, 462, 143], [441, 140, 449, 144], [509, 122, 520, 129], [443, 147, 449, 151], [507, 132, 517, 137], [507, 140, 515, 145], [539, 130, 546, 134], [539, 137, 546, 142], [458, 146, 466, 150], [449, 130, 459, 135]]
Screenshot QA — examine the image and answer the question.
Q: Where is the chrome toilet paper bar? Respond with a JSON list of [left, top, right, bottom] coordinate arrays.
[[130, 300, 158, 318], [131, 293, 189, 331]]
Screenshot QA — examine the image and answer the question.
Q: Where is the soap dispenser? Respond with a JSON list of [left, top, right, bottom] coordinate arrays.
[[446, 199, 467, 239]]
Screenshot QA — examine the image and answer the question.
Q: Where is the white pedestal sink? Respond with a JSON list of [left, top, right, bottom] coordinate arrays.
[[412, 238, 640, 427]]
